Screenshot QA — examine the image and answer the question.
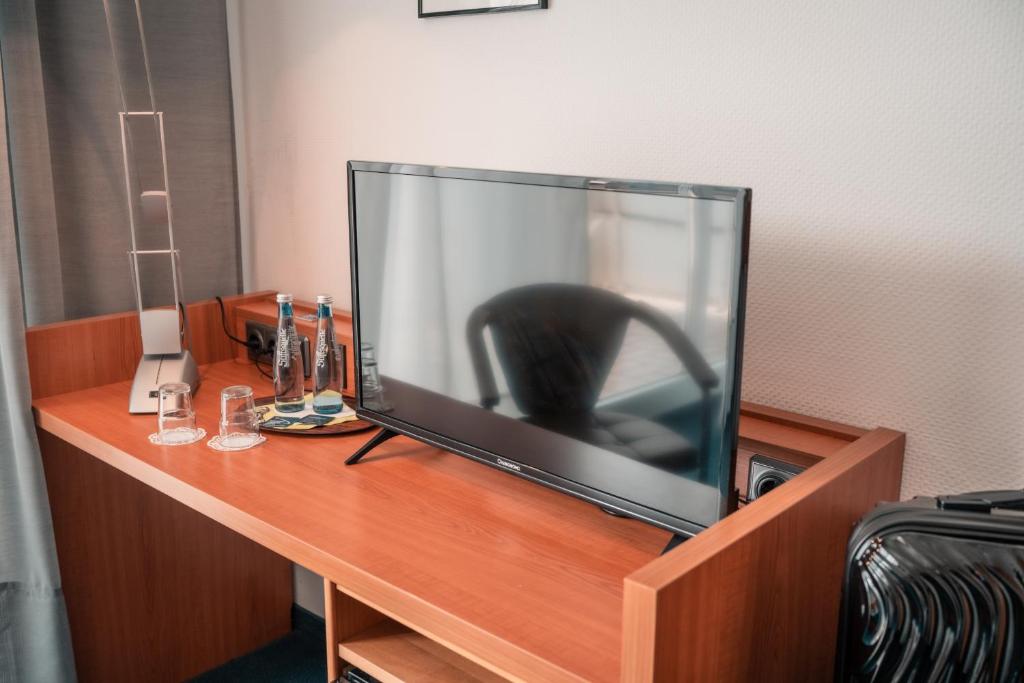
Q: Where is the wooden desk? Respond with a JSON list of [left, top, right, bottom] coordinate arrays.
[[30, 298, 905, 682]]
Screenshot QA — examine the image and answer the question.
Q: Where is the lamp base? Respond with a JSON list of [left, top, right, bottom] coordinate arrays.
[[129, 351, 200, 414]]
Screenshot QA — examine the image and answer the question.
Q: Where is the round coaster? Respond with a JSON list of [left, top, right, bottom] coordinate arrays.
[[148, 427, 206, 446], [207, 433, 267, 452]]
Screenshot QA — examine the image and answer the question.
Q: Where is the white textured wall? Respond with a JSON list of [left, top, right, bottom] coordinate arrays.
[[232, 0, 1024, 500]]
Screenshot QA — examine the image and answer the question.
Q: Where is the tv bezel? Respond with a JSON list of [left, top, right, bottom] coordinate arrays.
[[347, 160, 751, 538]]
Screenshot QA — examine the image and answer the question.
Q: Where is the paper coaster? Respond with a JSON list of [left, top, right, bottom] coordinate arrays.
[[207, 433, 267, 452], [148, 427, 206, 446]]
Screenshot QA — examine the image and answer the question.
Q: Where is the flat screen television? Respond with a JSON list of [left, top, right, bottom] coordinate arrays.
[[348, 162, 751, 537]]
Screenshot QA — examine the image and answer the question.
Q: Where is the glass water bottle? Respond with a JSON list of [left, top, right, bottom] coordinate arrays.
[[312, 294, 345, 415], [274, 293, 305, 413]]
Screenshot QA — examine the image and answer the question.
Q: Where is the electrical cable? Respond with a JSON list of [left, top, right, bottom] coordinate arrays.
[[215, 295, 274, 383], [215, 296, 254, 348], [254, 354, 274, 382]]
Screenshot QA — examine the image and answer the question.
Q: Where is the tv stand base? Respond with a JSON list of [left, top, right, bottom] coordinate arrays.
[[662, 534, 687, 555], [604, 507, 688, 554], [345, 427, 399, 465]]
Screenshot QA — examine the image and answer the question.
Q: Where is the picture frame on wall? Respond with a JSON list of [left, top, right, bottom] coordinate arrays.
[[419, 0, 548, 19]]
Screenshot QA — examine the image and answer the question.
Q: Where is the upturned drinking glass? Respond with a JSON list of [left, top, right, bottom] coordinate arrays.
[[219, 385, 260, 449], [157, 382, 200, 444]]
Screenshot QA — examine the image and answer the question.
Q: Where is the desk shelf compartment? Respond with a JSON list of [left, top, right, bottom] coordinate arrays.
[[338, 619, 505, 683]]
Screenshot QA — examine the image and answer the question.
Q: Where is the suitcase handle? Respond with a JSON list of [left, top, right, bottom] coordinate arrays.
[[937, 489, 1024, 513]]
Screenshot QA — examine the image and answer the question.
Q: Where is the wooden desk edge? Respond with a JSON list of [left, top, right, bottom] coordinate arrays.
[[628, 427, 904, 589], [620, 427, 905, 681]]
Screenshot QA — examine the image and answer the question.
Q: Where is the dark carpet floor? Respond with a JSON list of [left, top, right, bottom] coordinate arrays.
[[188, 607, 326, 683]]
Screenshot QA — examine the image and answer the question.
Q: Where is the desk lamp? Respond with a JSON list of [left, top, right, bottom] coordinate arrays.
[[103, 0, 199, 413]]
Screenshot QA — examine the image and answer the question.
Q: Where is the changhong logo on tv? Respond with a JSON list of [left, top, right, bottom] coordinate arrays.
[[495, 457, 522, 472]]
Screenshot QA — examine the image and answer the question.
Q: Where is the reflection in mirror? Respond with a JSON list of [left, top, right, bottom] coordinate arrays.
[[466, 283, 719, 480]]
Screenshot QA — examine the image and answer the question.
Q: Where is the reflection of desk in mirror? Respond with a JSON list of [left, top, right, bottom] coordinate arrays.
[[29, 293, 905, 682]]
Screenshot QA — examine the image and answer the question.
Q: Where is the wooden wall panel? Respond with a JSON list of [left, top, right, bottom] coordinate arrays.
[[621, 428, 905, 682], [25, 291, 272, 399], [739, 401, 867, 441], [39, 430, 292, 683]]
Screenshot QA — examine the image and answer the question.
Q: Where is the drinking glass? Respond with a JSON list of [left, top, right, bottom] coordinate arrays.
[[157, 382, 200, 444], [360, 342, 390, 410], [219, 385, 261, 449], [360, 342, 381, 395]]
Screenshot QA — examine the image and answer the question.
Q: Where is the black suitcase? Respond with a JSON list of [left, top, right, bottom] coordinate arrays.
[[837, 489, 1024, 683]]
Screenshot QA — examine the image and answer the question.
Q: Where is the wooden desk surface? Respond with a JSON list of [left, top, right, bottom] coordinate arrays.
[[34, 360, 853, 682]]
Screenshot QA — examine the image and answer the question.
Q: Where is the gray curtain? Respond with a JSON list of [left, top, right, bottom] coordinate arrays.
[[2, 0, 241, 325], [0, 1, 239, 678], [0, 44, 76, 683]]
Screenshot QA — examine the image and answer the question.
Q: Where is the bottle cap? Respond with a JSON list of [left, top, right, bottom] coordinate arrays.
[[276, 293, 293, 303], [316, 294, 333, 305]]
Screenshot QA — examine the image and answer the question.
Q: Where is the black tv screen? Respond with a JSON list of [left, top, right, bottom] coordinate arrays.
[[348, 162, 750, 536]]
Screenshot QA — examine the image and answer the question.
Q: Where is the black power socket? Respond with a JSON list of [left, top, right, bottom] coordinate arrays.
[[244, 320, 312, 378]]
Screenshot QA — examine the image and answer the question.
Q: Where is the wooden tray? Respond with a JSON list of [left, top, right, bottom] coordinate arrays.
[[254, 396, 376, 435]]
